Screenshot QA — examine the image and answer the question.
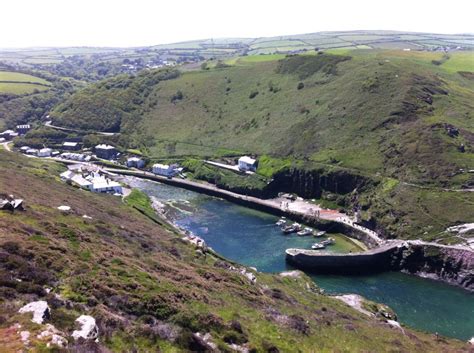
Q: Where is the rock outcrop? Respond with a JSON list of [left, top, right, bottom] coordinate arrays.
[[18, 301, 50, 324], [72, 315, 99, 341], [392, 243, 474, 291]]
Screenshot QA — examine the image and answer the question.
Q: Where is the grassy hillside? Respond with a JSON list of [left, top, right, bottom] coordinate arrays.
[[52, 50, 474, 186], [0, 71, 51, 95], [48, 49, 474, 242], [1, 150, 469, 352]]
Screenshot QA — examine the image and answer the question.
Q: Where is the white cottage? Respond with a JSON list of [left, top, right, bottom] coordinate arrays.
[[127, 157, 145, 168], [238, 156, 258, 172], [37, 148, 52, 157], [152, 163, 178, 177]]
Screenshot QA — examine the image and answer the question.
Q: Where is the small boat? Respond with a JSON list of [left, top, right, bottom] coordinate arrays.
[[313, 231, 326, 237], [293, 223, 302, 231], [321, 237, 335, 246], [276, 218, 287, 226], [282, 225, 298, 234], [297, 227, 313, 236], [311, 243, 325, 250]]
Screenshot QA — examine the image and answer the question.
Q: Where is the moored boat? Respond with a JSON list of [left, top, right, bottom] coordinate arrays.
[[321, 237, 335, 246], [282, 225, 297, 234], [276, 218, 287, 226], [311, 243, 325, 250], [313, 230, 326, 237], [297, 227, 313, 236]]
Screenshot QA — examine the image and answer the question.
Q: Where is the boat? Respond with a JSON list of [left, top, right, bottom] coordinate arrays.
[[282, 225, 298, 234], [311, 243, 325, 250], [297, 227, 313, 236], [276, 218, 287, 226], [321, 237, 335, 246], [313, 231, 326, 237], [293, 223, 302, 231]]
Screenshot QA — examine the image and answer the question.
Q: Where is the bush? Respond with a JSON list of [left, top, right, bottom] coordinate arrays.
[[297, 82, 304, 90], [249, 90, 259, 99], [171, 90, 184, 103]]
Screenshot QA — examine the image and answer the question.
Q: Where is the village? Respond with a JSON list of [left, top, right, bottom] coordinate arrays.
[[1, 122, 259, 196]]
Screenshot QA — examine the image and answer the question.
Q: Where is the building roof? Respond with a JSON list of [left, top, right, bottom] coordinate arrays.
[[90, 175, 121, 189], [63, 141, 79, 146], [60, 170, 75, 180], [39, 148, 52, 152], [71, 174, 93, 187], [127, 157, 142, 162], [153, 163, 171, 169], [239, 156, 257, 165], [16, 124, 30, 129], [95, 144, 115, 150], [1, 130, 16, 134]]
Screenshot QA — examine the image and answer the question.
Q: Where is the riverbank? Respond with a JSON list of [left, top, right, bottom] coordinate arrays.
[[105, 168, 383, 247], [111, 169, 473, 291], [122, 176, 474, 341]]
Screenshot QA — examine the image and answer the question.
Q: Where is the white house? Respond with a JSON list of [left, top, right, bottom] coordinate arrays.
[[152, 163, 178, 177], [71, 174, 93, 190], [87, 173, 122, 194], [0, 130, 19, 140], [238, 156, 258, 172], [26, 148, 38, 155], [127, 157, 145, 168], [37, 148, 53, 157]]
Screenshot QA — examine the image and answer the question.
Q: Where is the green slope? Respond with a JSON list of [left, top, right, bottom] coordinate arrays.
[[52, 50, 474, 186], [1, 150, 470, 352], [48, 49, 474, 242]]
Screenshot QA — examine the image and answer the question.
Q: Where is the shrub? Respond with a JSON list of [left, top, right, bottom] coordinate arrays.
[[249, 90, 259, 99], [171, 90, 184, 103], [297, 82, 304, 90]]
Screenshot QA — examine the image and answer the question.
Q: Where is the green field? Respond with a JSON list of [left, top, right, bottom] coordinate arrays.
[[0, 71, 51, 94], [441, 52, 474, 73], [0, 71, 50, 84]]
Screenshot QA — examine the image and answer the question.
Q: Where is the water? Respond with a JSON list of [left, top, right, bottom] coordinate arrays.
[[124, 177, 474, 340]]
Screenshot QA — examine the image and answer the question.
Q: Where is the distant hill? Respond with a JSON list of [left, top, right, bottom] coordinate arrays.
[[51, 49, 474, 187], [1, 30, 473, 68]]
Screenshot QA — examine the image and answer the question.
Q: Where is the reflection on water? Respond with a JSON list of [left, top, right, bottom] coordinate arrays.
[[124, 177, 474, 340]]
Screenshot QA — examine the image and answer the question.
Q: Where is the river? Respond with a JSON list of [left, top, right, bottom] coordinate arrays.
[[123, 176, 474, 341]]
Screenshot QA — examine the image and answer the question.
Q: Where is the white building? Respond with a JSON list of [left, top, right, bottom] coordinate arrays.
[[0, 130, 19, 140], [127, 157, 145, 168], [26, 148, 38, 155], [37, 148, 52, 157], [238, 156, 258, 172], [87, 172, 122, 194], [60, 153, 91, 162], [152, 163, 178, 177]]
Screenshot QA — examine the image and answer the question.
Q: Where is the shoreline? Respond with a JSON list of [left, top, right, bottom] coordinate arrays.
[[114, 170, 473, 292]]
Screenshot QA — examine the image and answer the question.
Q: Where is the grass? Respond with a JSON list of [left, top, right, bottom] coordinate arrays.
[[441, 52, 474, 73], [44, 49, 474, 242], [0, 71, 51, 94], [0, 82, 49, 94], [2, 150, 468, 351], [0, 71, 50, 84]]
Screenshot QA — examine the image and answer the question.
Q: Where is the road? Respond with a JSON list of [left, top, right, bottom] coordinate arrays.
[[44, 120, 118, 136], [1, 141, 12, 152]]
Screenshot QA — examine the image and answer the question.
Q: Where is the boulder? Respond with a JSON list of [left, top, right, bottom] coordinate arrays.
[[18, 301, 50, 324], [72, 315, 99, 340], [37, 324, 68, 348]]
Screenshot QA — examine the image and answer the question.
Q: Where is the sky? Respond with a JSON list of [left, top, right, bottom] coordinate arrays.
[[1, 0, 473, 48]]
